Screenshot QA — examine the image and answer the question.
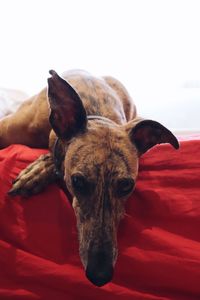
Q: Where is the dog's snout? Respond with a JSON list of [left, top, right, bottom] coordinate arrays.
[[85, 250, 114, 287]]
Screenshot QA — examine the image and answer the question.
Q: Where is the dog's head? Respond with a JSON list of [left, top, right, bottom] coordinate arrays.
[[47, 70, 179, 286]]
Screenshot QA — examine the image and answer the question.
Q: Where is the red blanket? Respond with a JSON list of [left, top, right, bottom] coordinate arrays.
[[0, 138, 200, 300]]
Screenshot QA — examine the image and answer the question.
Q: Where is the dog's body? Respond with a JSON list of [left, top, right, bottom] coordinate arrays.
[[0, 70, 136, 149], [0, 70, 179, 286]]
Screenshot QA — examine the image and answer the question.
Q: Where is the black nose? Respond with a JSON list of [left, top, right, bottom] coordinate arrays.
[[86, 264, 113, 287], [85, 251, 114, 287]]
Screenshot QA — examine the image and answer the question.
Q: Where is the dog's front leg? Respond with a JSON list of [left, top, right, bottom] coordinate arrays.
[[8, 153, 57, 197]]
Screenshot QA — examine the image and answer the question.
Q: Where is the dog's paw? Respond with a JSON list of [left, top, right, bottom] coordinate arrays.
[[8, 153, 57, 197]]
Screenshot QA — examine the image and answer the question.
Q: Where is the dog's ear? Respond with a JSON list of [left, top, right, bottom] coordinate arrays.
[[128, 119, 179, 155], [47, 70, 87, 140]]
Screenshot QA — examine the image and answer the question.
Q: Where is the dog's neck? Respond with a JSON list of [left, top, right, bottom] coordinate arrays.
[[87, 115, 117, 125]]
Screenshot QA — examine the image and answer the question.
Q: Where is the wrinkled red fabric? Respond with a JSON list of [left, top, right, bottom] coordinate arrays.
[[0, 138, 200, 300]]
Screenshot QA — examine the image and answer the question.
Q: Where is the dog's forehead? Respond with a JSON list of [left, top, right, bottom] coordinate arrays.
[[70, 122, 130, 158], [65, 121, 138, 177]]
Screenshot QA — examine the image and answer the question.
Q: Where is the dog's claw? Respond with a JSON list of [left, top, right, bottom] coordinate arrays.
[[8, 188, 19, 196]]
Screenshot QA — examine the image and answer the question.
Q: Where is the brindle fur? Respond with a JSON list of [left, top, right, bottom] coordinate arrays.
[[0, 70, 179, 286]]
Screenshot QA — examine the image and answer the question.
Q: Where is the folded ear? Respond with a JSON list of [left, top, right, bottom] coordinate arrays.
[[47, 70, 87, 140], [129, 119, 179, 155]]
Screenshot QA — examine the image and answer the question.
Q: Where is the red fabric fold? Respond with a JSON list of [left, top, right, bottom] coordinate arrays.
[[0, 139, 200, 300]]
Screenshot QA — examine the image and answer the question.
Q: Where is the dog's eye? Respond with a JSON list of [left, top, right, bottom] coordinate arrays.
[[116, 178, 135, 198], [71, 174, 93, 196]]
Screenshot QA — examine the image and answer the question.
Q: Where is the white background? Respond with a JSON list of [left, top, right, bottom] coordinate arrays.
[[0, 0, 200, 130]]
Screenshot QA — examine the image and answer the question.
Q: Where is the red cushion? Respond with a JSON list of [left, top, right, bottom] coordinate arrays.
[[0, 139, 200, 300]]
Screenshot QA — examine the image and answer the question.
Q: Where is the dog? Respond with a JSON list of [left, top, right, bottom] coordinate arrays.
[[0, 70, 179, 286]]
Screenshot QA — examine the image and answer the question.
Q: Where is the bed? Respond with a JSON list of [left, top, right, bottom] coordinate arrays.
[[0, 134, 200, 300]]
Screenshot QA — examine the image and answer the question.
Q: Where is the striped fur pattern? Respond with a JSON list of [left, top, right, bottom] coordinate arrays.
[[0, 70, 179, 286]]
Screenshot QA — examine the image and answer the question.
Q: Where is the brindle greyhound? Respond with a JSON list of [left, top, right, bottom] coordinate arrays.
[[0, 70, 179, 286]]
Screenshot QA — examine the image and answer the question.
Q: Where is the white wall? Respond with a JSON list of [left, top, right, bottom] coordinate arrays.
[[0, 0, 200, 130]]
